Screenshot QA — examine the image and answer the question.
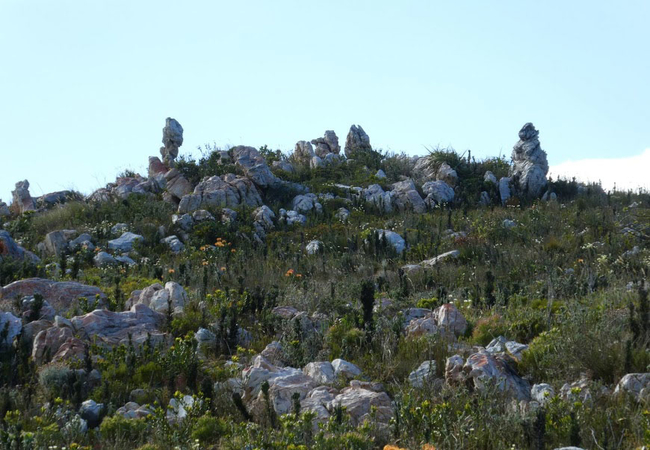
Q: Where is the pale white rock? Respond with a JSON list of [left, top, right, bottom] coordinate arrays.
[[326, 386, 393, 426], [294, 141, 315, 165], [335, 207, 350, 222], [303, 361, 336, 385], [11, 180, 35, 213], [613, 373, 650, 401], [436, 163, 458, 187], [160, 117, 184, 164], [231, 146, 280, 188], [292, 194, 322, 214], [463, 351, 531, 401], [421, 250, 459, 267], [79, 399, 104, 427], [445, 354, 466, 385], [192, 209, 215, 222], [331, 358, 362, 379], [375, 169, 387, 179], [94, 251, 117, 267], [433, 303, 467, 336], [311, 130, 340, 156], [499, 177, 512, 204], [172, 213, 194, 231], [503, 219, 517, 229]]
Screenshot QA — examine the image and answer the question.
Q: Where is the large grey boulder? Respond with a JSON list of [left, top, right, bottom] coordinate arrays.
[[11, 180, 35, 213], [305, 240, 322, 255], [161, 235, 184, 253], [164, 169, 193, 201], [79, 399, 104, 428], [344, 125, 371, 157], [363, 184, 393, 213], [613, 373, 650, 402], [511, 123, 549, 198], [436, 163, 458, 187], [422, 180, 455, 206], [0, 230, 40, 263], [499, 177, 512, 204], [108, 232, 143, 252], [231, 146, 280, 188], [303, 361, 336, 385], [408, 360, 438, 388], [44, 230, 75, 257], [292, 194, 322, 214], [1, 278, 105, 314], [160, 117, 184, 164], [0, 200, 10, 218], [94, 251, 117, 267], [179, 174, 262, 213], [293, 141, 315, 166], [392, 180, 426, 213], [376, 230, 406, 254]]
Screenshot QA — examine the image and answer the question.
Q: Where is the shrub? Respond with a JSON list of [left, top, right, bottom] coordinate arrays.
[[99, 415, 148, 447]]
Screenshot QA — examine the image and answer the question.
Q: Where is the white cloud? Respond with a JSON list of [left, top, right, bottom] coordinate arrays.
[[549, 148, 650, 192]]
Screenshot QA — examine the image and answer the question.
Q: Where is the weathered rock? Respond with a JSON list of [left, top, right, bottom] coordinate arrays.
[[311, 130, 340, 157], [331, 358, 362, 379], [406, 315, 439, 337], [292, 194, 322, 214], [486, 336, 528, 361], [502, 219, 517, 229], [0, 312, 22, 346], [108, 232, 143, 252], [344, 125, 372, 157], [0, 200, 10, 217], [294, 141, 315, 165], [167, 395, 196, 423], [463, 351, 530, 401], [433, 303, 467, 336], [375, 229, 406, 254], [136, 282, 187, 314], [69, 233, 94, 251], [484, 171, 497, 184], [164, 169, 193, 200], [335, 207, 350, 222], [363, 185, 393, 213], [192, 210, 215, 222], [413, 157, 437, 181], [272, 160, 295, 173], [253, 206, 275, 240], [436, 163, 458, 187], [1, 278, 105, 314], [161, 235, 184, 253], [43, 230, 75, 256], [160, 117, 184, 164], [479, 191, 491, 206], [303, 362, 336, 385], [221, 208, 238, 224], [0, 230, 40, 263], [11, 180, 35, 213], [326, 386, 393, 426], [71, 304, 166, 347], [231, 146, 280, 188], [422, 180, 455, 206], [531, 383, 555, 405], [499, 177, 512, 204], [79, 399, 104, 428], [279, 209, 306, 227], [94, 251, 117, 267], [179, 175, 262, 213], [306, 240, 322, 255], [392, 180, 426, 213], [445, 354, 467, 385], [408, 360, 438, 388], [511, 123, 549, 198], [421, 250, 459, 267], [613, 373, 650, 402], [116, 402, 153, 419], [375, 169, 387, 179], [32, 326, 74, 365]]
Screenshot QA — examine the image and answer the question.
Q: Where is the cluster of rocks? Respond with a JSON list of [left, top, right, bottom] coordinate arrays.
[[293, 130, 342, 169]]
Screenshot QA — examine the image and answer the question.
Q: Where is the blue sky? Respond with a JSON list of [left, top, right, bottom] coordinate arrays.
[[2, 0, 649, 201]]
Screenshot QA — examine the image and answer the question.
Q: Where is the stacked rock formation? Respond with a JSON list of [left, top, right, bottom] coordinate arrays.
[[160, 118, 184, 165], [511, 122, 549, 198]]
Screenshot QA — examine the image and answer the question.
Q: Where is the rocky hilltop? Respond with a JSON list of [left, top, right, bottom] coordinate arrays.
[[0, 119, 647, 449]]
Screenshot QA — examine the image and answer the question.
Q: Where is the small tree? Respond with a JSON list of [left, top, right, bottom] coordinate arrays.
[[360, 280, 375, 341]]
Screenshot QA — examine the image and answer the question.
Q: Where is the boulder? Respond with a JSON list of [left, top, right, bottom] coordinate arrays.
[[11, 180, 35, 213], [413, 157, 437, 181], [231, 146, 280, 188], [192, 210, 215, 222], [69, 233, 94, 251], [331, 358, 362, 379], [422, 180, 455, 206], [32, 326, 74, 365], [376, 230, 406, 254], [303, 361, 336, 385], [161, 235, 184, 253], [445, 354, 466, 385], [463, 351, 530, 401], [0, 312, 22, 346], [71, 304, 166, 347], [484, 171, 497, 184], [306, 240, 322, 255], [335, 207, 350, 222], [253, 206, 276, 240], [486, 336, 528, 361], [79, 399, 104, 428], [44, 231, 72, 257], [293, 141, 315, 165], [498, 177, 512, 204], [1, 278, 105, 314], [272, 160, 295, 173], [179, 174, 262, 213], [167, 395, 196, 423], [511, 123, 549, 198], [408, 360, 438, 388], [0, 230, 40, 263], [613, 373, 650, 402], [363, 184, 393, 213], [164, 169, 193, 200], [94, 251, 117, 267], [160, 117, 183, 164], [375, 169, 387, 179], [0, 200, 10, 218], [344, 125, 372, 158], [108, 232, 143, 252], [326, 386, 393, 426], [279, 209, 306, 227], [392, 180, 426, 213], [436, 163, 458, 187], [136, 282, 187, 314], [433, 303, 467, 337], [421, 250, 459, 267], [531, 383, 555, 405], [292, 194, 322, 214], [116, 402, 153, 419]]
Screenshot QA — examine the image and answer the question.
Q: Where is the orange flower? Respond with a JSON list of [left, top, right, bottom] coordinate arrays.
[[220, 266, 226, 271], [285, 269, 295, 277], [296, 273, 302, 278], [168, 269, 175, 274], [577, 258, 584, 263], [422, 445, 436, 450], [231, 248, 236, 253], [202, 260, 209, 266]]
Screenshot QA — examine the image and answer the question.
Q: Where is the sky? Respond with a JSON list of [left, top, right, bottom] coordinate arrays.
[[1, 0, 649, 202]]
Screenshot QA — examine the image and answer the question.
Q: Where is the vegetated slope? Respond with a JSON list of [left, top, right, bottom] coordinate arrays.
[[0, 121, 648, 450]]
